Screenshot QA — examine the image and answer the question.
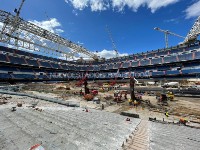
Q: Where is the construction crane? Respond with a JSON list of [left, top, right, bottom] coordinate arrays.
[[154, 27, 185, 48], [106, 25, 118, 57]]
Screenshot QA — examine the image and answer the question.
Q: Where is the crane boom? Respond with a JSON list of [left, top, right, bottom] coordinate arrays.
[[154, 27, 185, 48]]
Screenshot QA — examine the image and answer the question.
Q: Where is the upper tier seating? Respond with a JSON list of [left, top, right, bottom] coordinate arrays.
[[140, 59, 150, 66], [131, 61, 138, 67], [107, 64, 114, 70], [151, 58, 162, 65], [8, 56, 27, 65], [50, 63, 61, 69], [163, 56, 177, 63], [178, 53, 193, 61], [182, 68, 200, 74], [0, 73, 12, 79], [0, 54, 8, 62], [0, 66, 18, 72], [156, 50, 168, 56], [12, 74, 36, 79], [0, 46, 15, 53], [166, 70, 180, 75], [39, 61, 52, 68], [26, 59, 39, 67], [195, 51, 200, 59], [122, 62, 130, 68]]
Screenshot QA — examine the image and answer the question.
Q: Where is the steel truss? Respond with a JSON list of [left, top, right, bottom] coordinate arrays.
[[184, 16, 200, 43], [0, 10, 98, 60]]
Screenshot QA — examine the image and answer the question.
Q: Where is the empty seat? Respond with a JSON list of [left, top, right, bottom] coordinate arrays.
[[157, 66, 170, 71], [113, 63, 120, 69], [156, 50, 168, 56], [8, 56, 27, 65], [0, 46, 15, 53], [122, 62, 129, 68], [61, 64, 69, 70], [37, 75, 49, 79], [50, 63, 61, 69], [131, 61, 138, 67], [152, 71, 165, 76], [12, 74, 35, 79], [182, 68, 200, 74], [0, 66, 18, 72], [26, 59, 39, 67], [0, 73, 12, 79], [39, 61, 52, 68], [136, 55, 144, 60], [166, 70, 179, 75], [178, 53, 193, 61], [14, 50, 29, 56], [99, 65, 106, 70], [151, 58, 162, 65], [163, 56, 177, 63], [80, 66, 87, 71], [146, 53, 156, 58], [18, 68, 34, 73], [195, 51, 200, 59], [107, 64, 114, 70], [140, 59, 150, 66], [0, 54, 8, 62], [170, 48, 183, 54], [88, 66, 94, 71], [93, 66, 99, 71], [68, 65, 75, 70]]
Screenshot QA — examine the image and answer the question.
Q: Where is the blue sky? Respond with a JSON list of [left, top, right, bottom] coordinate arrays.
[[0, 0, 200, 58]]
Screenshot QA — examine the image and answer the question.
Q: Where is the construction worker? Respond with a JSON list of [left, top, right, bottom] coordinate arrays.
[[179, 118, 188, 125], [124, 92, 127, 99], [101, 104, 104, 110], [128, 99, 132, 105], [80, 89, 83, 95], [165, 112, 169, 117]]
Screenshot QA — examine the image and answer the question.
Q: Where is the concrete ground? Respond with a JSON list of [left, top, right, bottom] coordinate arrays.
[[1, 82, 200, 150], [0, 94, 140, 150]]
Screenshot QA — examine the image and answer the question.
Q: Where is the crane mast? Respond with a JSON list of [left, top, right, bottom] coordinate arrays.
[[106, 25, 118, 57]]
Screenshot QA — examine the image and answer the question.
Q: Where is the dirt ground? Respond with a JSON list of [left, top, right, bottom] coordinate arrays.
[[19, 82, 200, 123]]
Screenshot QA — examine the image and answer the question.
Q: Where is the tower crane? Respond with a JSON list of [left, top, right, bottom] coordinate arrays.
[[106, 25, 118, 57], [154, 27, 185, 48]]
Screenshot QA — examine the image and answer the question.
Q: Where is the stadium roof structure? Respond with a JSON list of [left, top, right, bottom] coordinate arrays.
[[0, 9, 98, 60]]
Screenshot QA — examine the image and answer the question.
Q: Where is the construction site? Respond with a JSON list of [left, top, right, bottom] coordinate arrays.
[[0, 0, 200, 150]]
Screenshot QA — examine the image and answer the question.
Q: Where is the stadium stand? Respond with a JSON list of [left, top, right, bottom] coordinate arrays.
[[0, 43, 200, 81]]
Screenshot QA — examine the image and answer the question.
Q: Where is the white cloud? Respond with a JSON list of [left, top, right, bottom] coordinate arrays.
[[185, 0, 200, 19], [68, 49, 128, 60], [65, 0, 179, 13], [90, 0, 108, 11], [29, 18, 64, 34], [95, 49, 128, 59], [147, 0, 179, 13]]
